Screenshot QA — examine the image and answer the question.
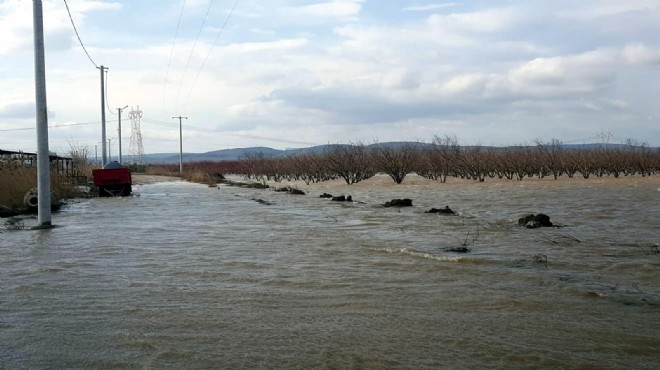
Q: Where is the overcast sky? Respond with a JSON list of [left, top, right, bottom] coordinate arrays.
[[1, 0, 659, 155]]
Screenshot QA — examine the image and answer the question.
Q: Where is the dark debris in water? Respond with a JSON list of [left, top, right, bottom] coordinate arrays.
[[445, 246, 470, 253], [251, 198, 273, 206], [3, 216, 29, 231], [274, 186, 305, 195], [426, 206, 456, 215], [219, 178, 269, 189], [532, 254, 549, 269], [383, 198, 413, 207]]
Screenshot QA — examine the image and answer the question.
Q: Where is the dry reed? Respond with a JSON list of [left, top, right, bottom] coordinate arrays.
[[0, 163, 84, 212]]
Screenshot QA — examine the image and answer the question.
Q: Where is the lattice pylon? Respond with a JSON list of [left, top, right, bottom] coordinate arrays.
[[128, 106, 145, 164]]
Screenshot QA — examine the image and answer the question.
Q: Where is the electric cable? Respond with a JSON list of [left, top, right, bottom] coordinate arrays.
[[183, 0, 241, 114], [0, 121, 109, 132], [104, 69, 117, 115], [141, 117, 319, 146], [164, 0, 187, 109], [174, 0, 215, 114], [63, 0, 98, 68]]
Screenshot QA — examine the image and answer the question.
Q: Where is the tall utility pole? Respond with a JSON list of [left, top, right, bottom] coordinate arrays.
[[117, 105, 128, 164], [98, 65, 108, 166], [32, 0, 52, 229], [172, 116, 187, 175]]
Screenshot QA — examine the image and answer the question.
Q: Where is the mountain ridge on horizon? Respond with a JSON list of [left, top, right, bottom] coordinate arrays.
[[141, 142, 654, 164]]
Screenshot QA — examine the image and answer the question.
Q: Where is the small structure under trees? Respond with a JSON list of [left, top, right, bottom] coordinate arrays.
[[0, 149, 73, 176]]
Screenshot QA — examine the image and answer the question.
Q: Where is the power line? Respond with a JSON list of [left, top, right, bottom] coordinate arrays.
[[63, 0, 98, 68], [184, 0, 241, 114], [174, 0, 215, 113], [0, 121, 101, 132], [104, 69, 117, 115], [141, 117, 319, 146], [164, 0, 187, 109]]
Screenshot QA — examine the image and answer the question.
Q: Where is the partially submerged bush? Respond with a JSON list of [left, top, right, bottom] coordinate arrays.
[[0, 164, 35, 211], [3, 217, 25, 231], [0, 163, 85, 214]]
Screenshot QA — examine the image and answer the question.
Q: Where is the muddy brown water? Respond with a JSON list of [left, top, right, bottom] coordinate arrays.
[[1, 174, 659, 369]]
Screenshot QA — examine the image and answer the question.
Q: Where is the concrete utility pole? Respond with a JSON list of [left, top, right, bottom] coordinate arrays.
[[172, 116, 188, 175], [32, 0, 52, 229], [117, 105, 128, 164], [98, 65, 108, 166]]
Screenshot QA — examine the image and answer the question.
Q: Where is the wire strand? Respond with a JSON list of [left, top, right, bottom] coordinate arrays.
[[174, 0, 215, 113], [163, 0, 187, 110], [0, 121, 102, 132], [183, 0, 241, 114], [141, 117, 319, 146], [105, 69, 117, 115], [63, 0, 98, 68]]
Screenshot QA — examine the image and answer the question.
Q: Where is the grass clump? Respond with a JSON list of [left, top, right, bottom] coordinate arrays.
[[0, 163, 87, 215]]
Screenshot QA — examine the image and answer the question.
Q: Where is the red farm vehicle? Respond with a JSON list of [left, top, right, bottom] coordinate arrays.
[[92, 162, 132, 197]]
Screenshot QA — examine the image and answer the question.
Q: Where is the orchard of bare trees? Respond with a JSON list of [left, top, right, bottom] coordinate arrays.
[[149, 137, 660, 185], [237, 137, 660, 185]]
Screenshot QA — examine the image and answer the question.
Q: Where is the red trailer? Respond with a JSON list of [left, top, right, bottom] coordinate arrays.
[[92, 162, 132, 197]]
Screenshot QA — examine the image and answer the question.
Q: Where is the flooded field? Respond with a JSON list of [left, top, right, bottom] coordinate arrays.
[[1, 174, 659, 369]]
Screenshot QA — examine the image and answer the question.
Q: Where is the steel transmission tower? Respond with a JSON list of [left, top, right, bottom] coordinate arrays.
[[128, 106, 145, 164]]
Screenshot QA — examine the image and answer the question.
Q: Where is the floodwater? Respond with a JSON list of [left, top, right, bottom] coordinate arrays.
[[1, 174, 659, 369]]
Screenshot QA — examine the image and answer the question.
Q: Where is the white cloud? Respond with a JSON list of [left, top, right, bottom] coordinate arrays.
[[285, 0, 364, 19], [223, 38, 308, 54], [0, 100, 34, 119], [403, 3, 459, 12], [555, 0, 660, 20], [622, 43, 660, 66], [0, 0, 122, 54], [430, 7, 526, 33], [507, 50, 618, 95], [249, 28, 276, 35], [441, 74, 490, 96], [2, 1, 660, 152], [68, 1, 122, 13]]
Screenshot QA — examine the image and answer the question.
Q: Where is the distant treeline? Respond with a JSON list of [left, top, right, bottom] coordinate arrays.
[[150, 136, 660, 185]]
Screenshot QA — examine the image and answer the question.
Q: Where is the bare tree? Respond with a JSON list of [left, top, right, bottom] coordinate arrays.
[[535, 138, 564, 179], [322, 142, 375, 185], [67, 139, 93, 184], [625, 139, 653, 177], [425, 135, 460, 183], [240, 152, 269, 185], [289, 152, 332, 185], [371, 142, 421, 184], [459, 145, 492, 182]]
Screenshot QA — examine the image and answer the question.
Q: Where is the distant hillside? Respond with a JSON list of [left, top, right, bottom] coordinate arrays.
[[142, 142, 655, 164], [143, 142, 433, 163]]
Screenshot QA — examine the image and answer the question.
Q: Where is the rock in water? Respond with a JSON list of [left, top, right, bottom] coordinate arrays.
[[519, 213, 553, 228], [427, 206, 455, 215], [384, 199, 413, 207]]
